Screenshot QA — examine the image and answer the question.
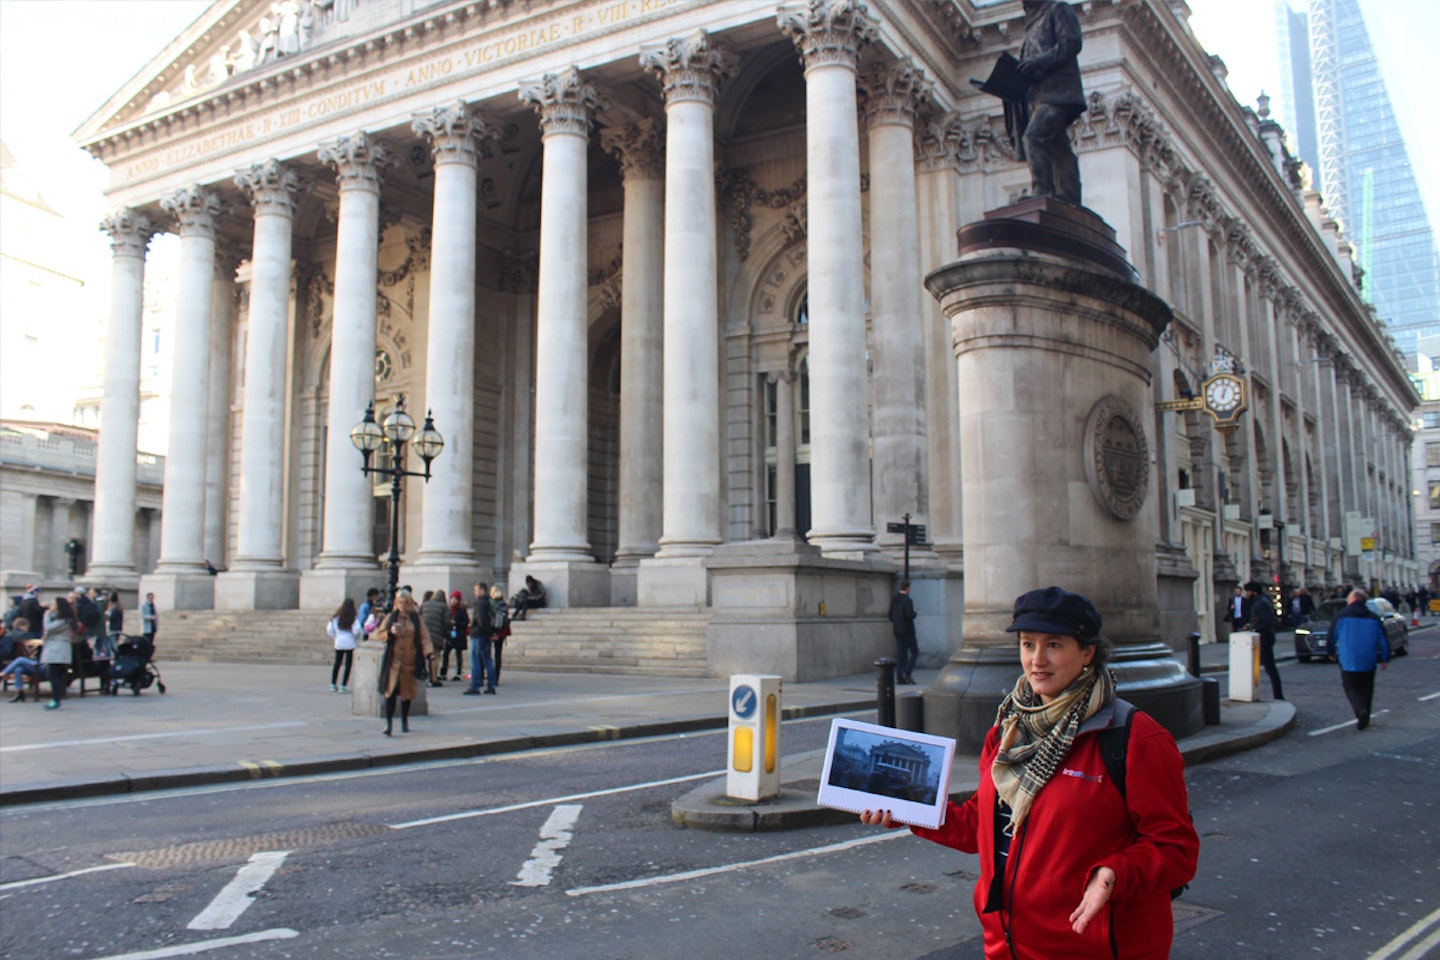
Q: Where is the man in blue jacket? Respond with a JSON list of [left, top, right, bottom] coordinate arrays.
[[1329, 589, 1390, 730]]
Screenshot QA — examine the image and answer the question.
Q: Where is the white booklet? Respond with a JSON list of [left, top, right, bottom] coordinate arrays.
[[816, 717, 957, 830]]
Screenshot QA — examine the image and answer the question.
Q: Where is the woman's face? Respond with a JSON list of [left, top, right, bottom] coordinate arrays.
[[395, 595, 414, 615], [1018, 632, 1095, 703]]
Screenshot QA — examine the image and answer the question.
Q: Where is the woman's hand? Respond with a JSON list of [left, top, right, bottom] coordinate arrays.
[[1069, 866, 1116, 935], [858, 809, 894, 828]]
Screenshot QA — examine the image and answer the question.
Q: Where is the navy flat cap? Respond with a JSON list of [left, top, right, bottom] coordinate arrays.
[[1005, 586, 1102, 638]]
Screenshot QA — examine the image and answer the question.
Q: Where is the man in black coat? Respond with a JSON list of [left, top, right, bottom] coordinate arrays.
[[1243, 581, 1283, 701], [1016, 0, 1087, 204], [889, 581, 919, 686]]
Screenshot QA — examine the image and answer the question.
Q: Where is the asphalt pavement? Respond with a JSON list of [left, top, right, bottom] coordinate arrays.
[[0, 636, 1296, 820]]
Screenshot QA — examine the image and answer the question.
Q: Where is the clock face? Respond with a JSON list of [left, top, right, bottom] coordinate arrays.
[[1204, 375, 1243, 414]]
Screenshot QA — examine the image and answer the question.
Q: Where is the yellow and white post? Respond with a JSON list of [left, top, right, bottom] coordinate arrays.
[[727, 674, 781, 801]]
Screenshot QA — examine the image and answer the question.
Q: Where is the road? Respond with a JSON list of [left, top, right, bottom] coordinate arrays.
[[2, 631, 1437, 960]]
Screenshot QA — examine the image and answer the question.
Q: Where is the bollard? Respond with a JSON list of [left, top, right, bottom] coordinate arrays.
[[875, 657, 897, 728], [727, 674, 782, 801], [1187, 632, 1202, 679], [897, 691, 924, 732], [1202, 677, 1221, 725]]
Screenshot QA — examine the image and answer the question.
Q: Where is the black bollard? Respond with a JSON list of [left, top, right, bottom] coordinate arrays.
[[897, 691, 924, 732], [875, 657, 897, 728], [1202, 677, 1221, 725], [1187, 632, 1202, 679]]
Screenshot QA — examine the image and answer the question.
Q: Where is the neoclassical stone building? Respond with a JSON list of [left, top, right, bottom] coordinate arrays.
[[72, 0, 1417, 680]]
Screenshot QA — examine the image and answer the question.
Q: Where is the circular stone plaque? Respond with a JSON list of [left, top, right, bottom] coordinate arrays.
[[1083, 395, 1149, 520]]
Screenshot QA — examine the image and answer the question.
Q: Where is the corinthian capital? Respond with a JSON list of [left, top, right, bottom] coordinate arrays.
[[234, 159, 306, 217], [859, 59, 932, 128], [99, 208, 157, 258], [601, 118, 664, 182], [640, 29, 737, 105], [160, 185, 222, 238], [778, 0, 877, 72], [318, 131, 396, 191], [411, 102, 488, 167], [519, 67, 607, 139]]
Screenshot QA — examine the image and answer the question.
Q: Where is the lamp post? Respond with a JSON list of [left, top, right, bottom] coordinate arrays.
[[350, 394, 444, 613]]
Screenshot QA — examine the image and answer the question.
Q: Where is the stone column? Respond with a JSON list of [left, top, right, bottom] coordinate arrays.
[[204, 244, 242, 570], [302, 132, 394, 608], [89, 209, 156, 585], [636, 30, 735, 606], [860, 59, 931, 555], [408, 105, 485, 591], [779, 0, 877, 559], [144, 185, 221, 610], [216, 159, 304, 610], [600, 118, 665, 606], [514, 68, 610, 607]]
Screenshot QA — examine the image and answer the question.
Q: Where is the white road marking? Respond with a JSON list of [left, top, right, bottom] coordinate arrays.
[[187, 850, 291, 931], [0, 861, 134, 891], [390, 770, 723, 829], [1307, 710, 1390, 736], [85, 928, 299, 960], [1419, 691, 1440, 702], [512, 804, 584, 887], [0, 723, 307, 753], [566, 829, 910, 897], [1367, 905, 1440, 960]]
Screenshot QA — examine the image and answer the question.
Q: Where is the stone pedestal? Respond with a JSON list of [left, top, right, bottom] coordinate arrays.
[[299, 568, 385, 610], [923, 198, 1203, 752], [705, 539, 893, 682], [508, 560, 609, 608], [403, 563, 485, 603], [215, 570, 300, 610], [350, 642, 429, 718], [609, 556, 641, 607], [637, 556, 710, 607], [139, 573, 215, 612]]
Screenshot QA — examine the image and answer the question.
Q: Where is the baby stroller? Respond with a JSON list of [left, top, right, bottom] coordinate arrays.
[[107, 634, 166, 696]]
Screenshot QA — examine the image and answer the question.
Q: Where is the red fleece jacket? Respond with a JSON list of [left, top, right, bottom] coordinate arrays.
[[913, 708, 1198, 959]]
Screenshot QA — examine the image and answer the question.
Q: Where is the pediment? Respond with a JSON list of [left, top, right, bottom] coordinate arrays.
[[74, 0, 419, 144]]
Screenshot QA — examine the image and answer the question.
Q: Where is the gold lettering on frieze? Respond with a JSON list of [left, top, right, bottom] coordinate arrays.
[[405, 57, 454, 87]]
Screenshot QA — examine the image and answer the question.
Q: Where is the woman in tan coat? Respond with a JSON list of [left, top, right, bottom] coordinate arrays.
[[376, 589, 434, 736]]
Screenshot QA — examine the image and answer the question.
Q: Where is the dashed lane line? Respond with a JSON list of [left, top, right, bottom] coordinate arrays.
[[512, 804, 584, 887], [0, 862, 134, 892], [84, 928, 299, 960], [1366, 905, 1440, 960], [389, 769, 723, 829], [565, 829, 910, 897], [1307, 710, 1390, 736], [187, 850, 291, 931]]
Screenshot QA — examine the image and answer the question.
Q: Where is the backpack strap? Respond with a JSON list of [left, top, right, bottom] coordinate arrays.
[[1098, 698, 1136, 799]]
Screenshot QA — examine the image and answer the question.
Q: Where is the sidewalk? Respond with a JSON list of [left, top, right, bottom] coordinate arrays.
[[0, 644, 1294, 818]]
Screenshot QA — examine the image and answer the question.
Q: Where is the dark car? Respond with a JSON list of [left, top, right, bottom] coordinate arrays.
[[1293, 597, 1409, 662]]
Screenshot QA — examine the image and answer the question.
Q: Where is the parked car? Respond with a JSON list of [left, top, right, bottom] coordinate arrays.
[[1293, 597, 1409, 662]]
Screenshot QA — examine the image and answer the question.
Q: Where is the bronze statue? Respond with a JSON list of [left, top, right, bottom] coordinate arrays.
[[976, 0, 1087, 205]]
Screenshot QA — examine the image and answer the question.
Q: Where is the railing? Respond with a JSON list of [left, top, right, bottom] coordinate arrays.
[[0, 431, 165, 486]]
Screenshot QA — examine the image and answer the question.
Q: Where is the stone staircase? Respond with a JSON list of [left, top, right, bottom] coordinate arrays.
[[506, 606, 712, 677], [152, 609, 336, 666]]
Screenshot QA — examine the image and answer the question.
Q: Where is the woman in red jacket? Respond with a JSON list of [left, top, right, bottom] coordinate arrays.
[[862, 586, 1199, 959]]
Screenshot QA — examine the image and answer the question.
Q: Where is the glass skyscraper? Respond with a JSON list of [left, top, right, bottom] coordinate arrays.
[[1279, 0, 1440, 354]]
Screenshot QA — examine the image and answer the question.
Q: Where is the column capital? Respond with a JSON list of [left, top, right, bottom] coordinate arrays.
[[160, 185, 223, 238], [601, 118, 664, 182], [520, 66, 607, 139], [318, 131, 395, 192], [411, 102, 488, 167], [778, 0, 877, 72], [859, 58, 932, 128], [640, 29, 736, 105], [214, 237, 246, 282], [234, 159, 306, 217], [99, 208, 158, 258]]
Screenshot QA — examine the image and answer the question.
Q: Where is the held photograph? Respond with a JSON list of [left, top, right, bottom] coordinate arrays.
[[816, 718, 956, 830]]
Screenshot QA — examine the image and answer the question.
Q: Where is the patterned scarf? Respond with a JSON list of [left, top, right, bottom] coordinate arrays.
[[990, 666, 1115, 834]]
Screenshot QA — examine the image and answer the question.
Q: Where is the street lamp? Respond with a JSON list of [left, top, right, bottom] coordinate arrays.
[[350, 394, 444, 612]]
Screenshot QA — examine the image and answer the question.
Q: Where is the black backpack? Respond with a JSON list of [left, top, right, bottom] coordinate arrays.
[[1097, 699, 1192, 901]]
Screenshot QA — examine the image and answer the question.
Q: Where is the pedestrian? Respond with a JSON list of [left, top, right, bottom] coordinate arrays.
[[1328, 589, 1390, 730], [421, 587, 450, 683], [358, 587, 380, 639], [464, 581, 496, 695], [140, 592, 158, 645], [1420, 586, 1433, 617], [40, 596, 80, 710], [1, 617, 40, 701], [74, 587, 101, 644], [375, 589, 434, 736], [1229, 585, 1247, 632], [511, 575, 546, 621], [1290, 587, 1314, 629], [100, 592, 123, 660], [3, 596, 20, 631], [860, 586, 1198, 959], [326, 598, 359, 692], [1242, 581, 1283, 701], [447, 590, 469, 679], [888, 579, 918, 685], [489, 583, 510, 687]]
